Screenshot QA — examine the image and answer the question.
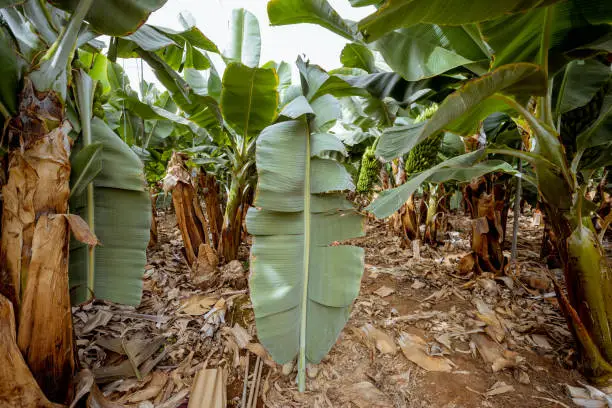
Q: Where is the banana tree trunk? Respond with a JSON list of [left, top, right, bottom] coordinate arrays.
[[164, 152, 209, 266], [219, 175, 244, 261], [199, 170, 223, 249], [0, 79, 75, 403], [462, 176, 507, 275], [0, 294, 63, 408], [424, 184, 448, 246], [148, 190, 158, 248], [544, 204, 612, 382]]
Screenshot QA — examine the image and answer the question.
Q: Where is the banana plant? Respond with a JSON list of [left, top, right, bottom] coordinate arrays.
[[0, 0, 165, 402], [129, 9, 285, 261], [247, 58, 365, 392], [361, 0, 612, 382]]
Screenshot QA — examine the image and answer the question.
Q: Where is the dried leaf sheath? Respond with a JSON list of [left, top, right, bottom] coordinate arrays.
[[0, 80, 74, 402]]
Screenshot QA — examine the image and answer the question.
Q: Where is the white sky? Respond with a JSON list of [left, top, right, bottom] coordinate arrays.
[[122, 0, 374, 89]]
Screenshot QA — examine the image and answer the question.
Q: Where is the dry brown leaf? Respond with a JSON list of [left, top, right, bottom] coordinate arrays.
[[87, 383, 127, 408], [474, 299, 505, 342], [486, 381, 515, 396], [398, 332, 453, 372], [125, 371, 168, 403], [339, 381, 393, 408], [374, 286, 395, 297], [70, 369, 95, 408], [360, 324, 397, 355], [178, 295, 218, 316], [80, 310, 113, 335], [229, 323, 252, 349], [470, 333, 520, 372], [65, 214, 100, 246]]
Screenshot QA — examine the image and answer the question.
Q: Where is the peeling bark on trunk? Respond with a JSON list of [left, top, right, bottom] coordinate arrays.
[[148, 191, 158, 248], [218, 177, 243, 262], [199, 170, 223, 249], [0, 79, 75, 403], [164, 152, 209, 266], [0, 294, 63, 408], [461, 176, 507, 275]]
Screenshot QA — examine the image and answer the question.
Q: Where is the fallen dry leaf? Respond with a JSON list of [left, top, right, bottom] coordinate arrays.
[[398, 332, 453, 372], [360, 323, 397, 355], [339, 381, 393, 408], [178, 295, 218, 316], [374, 286, 395, 297]]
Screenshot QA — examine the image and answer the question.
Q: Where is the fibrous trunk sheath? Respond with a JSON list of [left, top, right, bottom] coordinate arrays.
[[0, 79, 75, 403], [0, 294, 63, 408]]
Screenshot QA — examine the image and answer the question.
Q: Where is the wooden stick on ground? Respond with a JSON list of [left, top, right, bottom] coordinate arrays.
[[245, 356, 261, 408], [250, 356, 265, 408], [240, 351, 250, 408]]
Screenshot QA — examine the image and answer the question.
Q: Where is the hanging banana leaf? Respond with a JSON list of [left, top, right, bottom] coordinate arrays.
[[247, 106, 365, 391], [69, 117, 151, 306], [49, 0, 167, 36]]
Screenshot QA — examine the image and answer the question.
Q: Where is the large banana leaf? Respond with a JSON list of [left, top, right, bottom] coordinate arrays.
[[247, 112, 364, 391], [220, 63, 279, 138], [267, 0, 358, 40], [340, 43, 376, 73], [49, 0, 167, 36], [555, 59, 611, 116], [480, 0, 612, 69], [70, 117, 151, 306], [0, 21, 24, 119], [373, 25, 488, 81], [358, 0, 563, 42], [225, 8, 261, 68]]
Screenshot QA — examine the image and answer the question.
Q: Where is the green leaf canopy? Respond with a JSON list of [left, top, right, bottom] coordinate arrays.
[[247, 112, 364, 390]]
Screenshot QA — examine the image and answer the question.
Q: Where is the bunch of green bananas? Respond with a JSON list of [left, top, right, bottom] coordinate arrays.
[[356, 144, 381, 194], [405, 103, 443, 175], [93, 81, 109, 120]]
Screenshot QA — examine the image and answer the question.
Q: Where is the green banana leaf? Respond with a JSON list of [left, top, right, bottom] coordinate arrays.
[[138, 48, 222, 130], [358, 0, 563, 42], [267, 0, 358, 40], [417, 63, 547, 140], [373, 25, 488, 81], [70, 117, 151, 306], [0, 0, 25, 7], [220, 63, 279, 138], [340, 43, 376, 73], [49, 0, 167, 36], [296, 58, 368, 101], [480, 0, 612, 69], [0, 21, 24, 119], [555, 59, 611, 117], [225, 8, 261, 68], [247, 112, 364, 391]]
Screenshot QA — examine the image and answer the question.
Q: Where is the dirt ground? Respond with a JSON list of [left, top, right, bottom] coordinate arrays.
[[73, 207, 594, 407]]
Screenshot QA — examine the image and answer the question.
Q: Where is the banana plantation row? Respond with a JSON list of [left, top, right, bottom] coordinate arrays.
[[0, 0, 610, 405]]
